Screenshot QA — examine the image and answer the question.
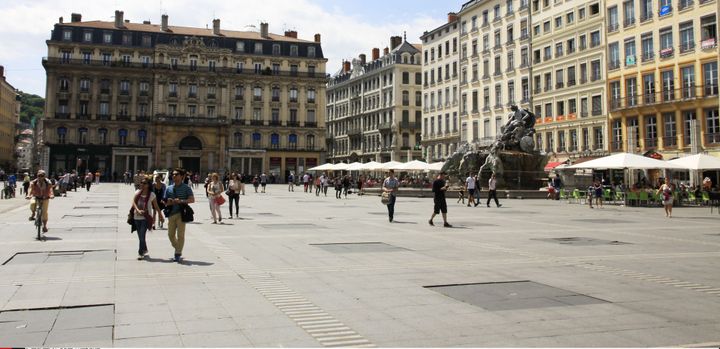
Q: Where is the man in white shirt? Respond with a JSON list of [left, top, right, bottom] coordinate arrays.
[[302, 173, 310, 192], [486, 173, 502, 208], [465, 172, 478, 207]]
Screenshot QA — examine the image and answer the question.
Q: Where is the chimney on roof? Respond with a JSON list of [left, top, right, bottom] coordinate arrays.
[[383, 47, 389, 55], [71, 13, 82, 23], [359, 54, 366, 65], [0, 66, 4, 80], [284, 30, 297, 38], [343, 60, 351, 73], [143, 20, 151, 24], [390, 36, 402, 50], [448, 12, 458, 23], [213, 18, 220, 35], [260, 22, 269, 38], [372, 48, 380, 61], [161, 14, 169, 31], [314, 33, 321, 43], [59, 17, 63, 24], [114, 10, 124, 28]]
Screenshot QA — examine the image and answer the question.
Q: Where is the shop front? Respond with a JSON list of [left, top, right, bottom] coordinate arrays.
[[112, 147, 152, 178], [49, 144, 111, 178]]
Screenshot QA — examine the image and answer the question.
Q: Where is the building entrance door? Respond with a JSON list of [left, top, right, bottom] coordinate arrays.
[[180, 157, 200, 174]]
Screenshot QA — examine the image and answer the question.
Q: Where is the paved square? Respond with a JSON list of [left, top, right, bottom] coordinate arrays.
[[0, 183, 718, 347]]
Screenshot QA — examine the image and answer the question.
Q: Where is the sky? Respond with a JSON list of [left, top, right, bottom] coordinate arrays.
[[0, 0, 466, 97]]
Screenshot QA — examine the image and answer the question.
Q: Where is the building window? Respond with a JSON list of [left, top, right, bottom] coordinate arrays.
[[704, 61, 718, 96], [290, 88, 298, 102], [290, 45, 298, 56], [77, 128, 88, 144], [661, 70, 675, 101], [307, 89, 316, 103], [63, 30, 72, 41], [626, 77, 638, 106], [252, 132, 262, 148], [98, 128, 107, 145], [254, 43, 263, 54], [681, 66, 695, 98], [118, 129, 128, 145], [234, 107, 244, 120], [288, 134, 297, 149], [253, 86, 262, 101], [99, 102, 109, 116], [308, 46, 316, 58], [137, 130, 147, 146], [83, 31, 92, 42], [659, 27, 674, 57], [236, 41, 245, 52], [272, 44, 281, 55], [270, 133, 280, 149], [707, 109, 720, 143], [234, 132, 243, 147], [679, 21, 695, 53]]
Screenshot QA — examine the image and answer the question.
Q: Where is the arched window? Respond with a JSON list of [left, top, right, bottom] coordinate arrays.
[[288, 134, 298, 149], [306, 134, 315, 150], [179, 136, 202, 150], [252, 132, 262, 148], [98, 128, 107, 145], [57, 127, 67, 144], [270, 133, 280, 149], [138, 129, 147, 146], [118, 129, 128, 145], [233, 132, 243, 148], [78, 127, 88, 144]]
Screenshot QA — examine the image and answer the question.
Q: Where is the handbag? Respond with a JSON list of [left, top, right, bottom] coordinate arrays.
[[181, 204, 194, 222], [215, 195, 226, 205], [381, 191, 390, 205]]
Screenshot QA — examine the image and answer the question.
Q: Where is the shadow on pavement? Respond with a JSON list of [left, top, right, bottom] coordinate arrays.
[[179, 259, 214, 266]]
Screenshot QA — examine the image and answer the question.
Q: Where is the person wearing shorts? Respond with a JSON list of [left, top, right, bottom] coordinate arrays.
[[429, 172, 452, 228]]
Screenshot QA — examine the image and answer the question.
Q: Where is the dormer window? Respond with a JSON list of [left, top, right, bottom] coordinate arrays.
[[103, 32, 112, 44], [236, 41, 245, 52], [83, 31, 92, 42], [254, 43, 263, 54], [63, 30, 72, 41], [308, 46, 316, 58], [272, 44, 281, 55], [290, 45, 298, 56]]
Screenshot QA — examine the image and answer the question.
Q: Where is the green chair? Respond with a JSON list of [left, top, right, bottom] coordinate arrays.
[[603, 189, 613, 203], [702, 191, 710, 206], [626, 191, 638, 206], [639, 191, 649, 206], [688, 192, 696, 204], [615, 191, 625, 204], [559, 188, 568, 202]]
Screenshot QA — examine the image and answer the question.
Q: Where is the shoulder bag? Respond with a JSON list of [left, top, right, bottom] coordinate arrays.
[[381, 191, 390, 205]]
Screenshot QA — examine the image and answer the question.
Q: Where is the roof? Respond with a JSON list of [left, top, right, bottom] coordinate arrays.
[[391, 41, 421, 55], [61, 20, 314, 43]]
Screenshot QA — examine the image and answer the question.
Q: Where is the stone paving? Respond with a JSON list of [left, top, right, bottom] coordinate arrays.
[[0, 183, 719, 347]]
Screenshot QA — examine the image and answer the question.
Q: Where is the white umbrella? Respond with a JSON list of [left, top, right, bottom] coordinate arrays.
[[330, 163, 350, 170], [397, 160, 430, 171], [308, 163, 335, 171], [359, 161, 383, 171], [668, 153, 720, 170], [345, 162, 365, 171], [567, 153, 684, 170], [380, 161, 404, 170], [427, 162, 445, 171]]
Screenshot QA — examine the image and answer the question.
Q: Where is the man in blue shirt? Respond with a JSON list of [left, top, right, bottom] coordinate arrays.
[[164, 168, 195, 262]]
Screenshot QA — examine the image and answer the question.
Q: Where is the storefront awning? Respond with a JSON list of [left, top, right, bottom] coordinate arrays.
[[544, 161, 566, 172]]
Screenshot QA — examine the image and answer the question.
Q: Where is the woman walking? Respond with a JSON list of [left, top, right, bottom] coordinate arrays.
[[206, 173, 225, 224], [657, 179, 673, 218], [152, 175, 167, 228], [382, 170, 399, 222], [227, 173, 241, 218], [132, 178, 163, 260]]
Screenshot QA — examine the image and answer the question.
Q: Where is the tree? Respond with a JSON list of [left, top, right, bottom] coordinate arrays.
[[17, 91, 44, 125]]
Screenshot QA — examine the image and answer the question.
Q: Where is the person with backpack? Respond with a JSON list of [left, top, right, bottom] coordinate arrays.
[[164, 168, 195, 263], [132, 177, 163, 260]]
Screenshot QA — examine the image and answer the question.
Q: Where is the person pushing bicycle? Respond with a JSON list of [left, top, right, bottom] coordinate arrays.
[[26, 170, 54, 234]]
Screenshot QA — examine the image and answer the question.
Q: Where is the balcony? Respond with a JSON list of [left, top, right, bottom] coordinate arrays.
[[663, 136, 678, 148], [250, 119, 264, 126], [168, 91, 177, 98], [624, 18, 636, 27], [100, 88, 111, 95], [287, 120, 300, 127], [98, 114, 110, 121], [680, 42, 695, 53], [705, 133, 720, 144], [378, 122, 392, 131], [642, 52, 655, 62], [117, 114, 131, 121], [55, 112, 70, 119], [520, 33, 529, 41], [304, 121, 317, 128], [659, 47, 674, 59], [568, 79, 576, 87], [640, 13, 653, 22], [155, 114, 228, 125], [269, 120, 281, 126], [609, 61, 621, 70], [347, 128, 362, 137], [644, 137, 658, 148], [608, 23, 619, 32], [207, 94, 216, 100], [400, 121, 417, 130]]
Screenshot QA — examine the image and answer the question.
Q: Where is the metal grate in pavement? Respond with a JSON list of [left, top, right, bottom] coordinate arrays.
[[532, 237, 631, 246], [425, 281, 608, 311]]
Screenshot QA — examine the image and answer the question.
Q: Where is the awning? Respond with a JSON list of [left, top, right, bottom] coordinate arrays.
[[544, 161, 566, 172]]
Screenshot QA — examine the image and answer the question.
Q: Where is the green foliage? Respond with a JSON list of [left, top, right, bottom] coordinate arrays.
[[17, 91, 44, 125]]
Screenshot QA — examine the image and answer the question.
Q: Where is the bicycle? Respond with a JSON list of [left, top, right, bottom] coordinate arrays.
[[34, 197, 45, 241]]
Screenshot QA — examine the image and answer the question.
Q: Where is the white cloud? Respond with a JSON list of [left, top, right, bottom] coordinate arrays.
[[0, 0, 446, 95]]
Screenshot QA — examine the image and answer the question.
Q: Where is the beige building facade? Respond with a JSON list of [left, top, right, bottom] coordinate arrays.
[[606, 0, 719, 160], [326, 37, 423, 163], [0, 66, 19, 169], [457, 0, 532, 148], [41, 11, 327, 180], [531, 0, 610, 163], [420, 14, 462, 163]]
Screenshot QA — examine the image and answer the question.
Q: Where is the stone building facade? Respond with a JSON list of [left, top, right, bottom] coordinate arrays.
[[0, 66, 19, 169], [606, 0, 719, 159], [531, 0, 610, 163], [420, 13, 462, 163], [41, 11, 327, 180], [326, 36, 423, 163], [457, 0, 533, 149]]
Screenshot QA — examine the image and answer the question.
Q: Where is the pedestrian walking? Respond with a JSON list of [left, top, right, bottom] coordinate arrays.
[[152, 174, 167, 228], [165, 169, 195, 262], [322, 173, 329, 196], [593, 180, 603, 208], [260, 172, 268, 193], [22, 172, 30, 195], [382, 170, 399, 222], [132, 177, 163, 260], [342, 175, 351, 198], [456, 178, 466, 204], [94, 170, 101, 185], [303, 173, 310, 192], [657, 178, 673, 218], [465, 172, 478, 207], [334, 176, 342, 199], [429, 172, 452, 227], [315, 176, 322, 196], [252, 175, 260, 193], [288, 172, 295, 192], [227, 173, 241, 218], [486, 173, 502, 208], [84, 172, 93, 191], [207, 173, 225, 224]]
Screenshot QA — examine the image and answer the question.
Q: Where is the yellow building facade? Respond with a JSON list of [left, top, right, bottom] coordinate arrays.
[[0, 66, 19, 169]]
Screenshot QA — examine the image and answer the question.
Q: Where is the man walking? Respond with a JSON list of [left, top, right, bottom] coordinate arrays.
[[165, 168, 195, 263], [465, 172, 478, 207], [288, 172, 295, 192], [302, 173, 309, 192], [429, 172, 452, 227], [382, 170, 399, 222], [486, 173, 502, 208]]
